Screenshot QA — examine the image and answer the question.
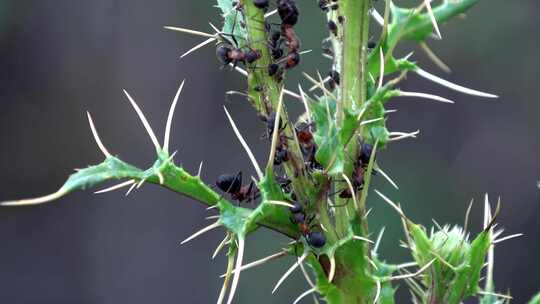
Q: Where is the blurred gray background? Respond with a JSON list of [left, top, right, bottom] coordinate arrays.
[[0, 0, 538, 303]]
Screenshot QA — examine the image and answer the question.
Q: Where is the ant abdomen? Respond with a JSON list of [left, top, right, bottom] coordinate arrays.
[[216, 44, 233, 65], [307, 231, 326, 248], [216, 172, 242, 194], [290, 202, 303, 214]]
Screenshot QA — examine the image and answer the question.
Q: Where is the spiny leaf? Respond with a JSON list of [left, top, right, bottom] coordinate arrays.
[[528, 292, 540, 304], [216, 0, 247, 46], [311, 97, 345, 175], [243, 170, 298, 237], [389, 0, 480, 43]]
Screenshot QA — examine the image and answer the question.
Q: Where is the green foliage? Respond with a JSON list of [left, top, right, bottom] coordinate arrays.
[[529, 293, 540, 304]]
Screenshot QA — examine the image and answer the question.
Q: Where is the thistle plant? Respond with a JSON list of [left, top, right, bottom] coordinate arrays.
[[3, 0, 539, 303]]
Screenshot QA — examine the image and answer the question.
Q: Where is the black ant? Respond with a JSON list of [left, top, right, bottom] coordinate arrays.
[[367, 40, 376, 50], [277, 0, 299, 27], [337, 15, 344, 24], [216, 172, 258, 203], [289, 203, 326, 248], [338, 142, 374, 198], [260, 112, 286, 139], [216, 44, 262, 67], [283, 51, 300, 69]]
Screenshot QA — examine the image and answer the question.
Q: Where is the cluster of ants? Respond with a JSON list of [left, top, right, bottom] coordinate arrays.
[[213, 0, 377, 250], [215, 0, 301, 80]]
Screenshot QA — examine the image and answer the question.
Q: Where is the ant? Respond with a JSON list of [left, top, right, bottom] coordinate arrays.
[[338, 142, 374, 198], [216, 171, 258, 203], [216, 44, 262, 67], [268, 30, 285, 60], [284, 51, 300, 69], [290, 203, 326, 248]]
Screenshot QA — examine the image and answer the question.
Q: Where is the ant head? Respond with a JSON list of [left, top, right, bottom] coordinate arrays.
[[253, 0, 269, 10], [216, 44, 232, 64], [216, 171, 242, 194], [339, 188, 352, 199], [307, 231, 326, 248], [245, 49, 262, 64], [271, 48, 284, 60], [329, 70, 340, 84], [367, 41, 376, 50], [285, 52, 300, 69], [290, 202, 303, 214]]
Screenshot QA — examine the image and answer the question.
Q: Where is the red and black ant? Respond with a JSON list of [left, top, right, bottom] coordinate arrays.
[[216, 44, 262, 67], [289, 202, 326, 248], [338, 142, 374, 198], [216, 171, 258, 203]]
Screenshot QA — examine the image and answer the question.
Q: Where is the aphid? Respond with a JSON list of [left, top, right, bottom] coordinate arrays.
[[274, 146, 290, 165], [253, 0, 269, 10], [328, 70, 340, 90], [216, 172, 258, 203], [277, 0, 299, 26], [284, 51, 300, 69], [318, 0, 329, 11], [327, 20, 338, 36]]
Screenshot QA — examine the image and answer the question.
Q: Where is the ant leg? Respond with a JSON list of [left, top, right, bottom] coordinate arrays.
[[328, 199, 350, 208]]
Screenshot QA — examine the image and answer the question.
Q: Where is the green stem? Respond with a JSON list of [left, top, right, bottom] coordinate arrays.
[[243, 0, 317, 205]]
